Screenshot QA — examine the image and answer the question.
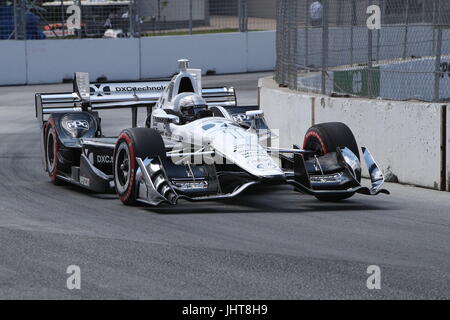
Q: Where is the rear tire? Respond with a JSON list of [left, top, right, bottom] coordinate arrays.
[[113, 128, 165, 205], [45, 118, 63, 185], [303, 122, 360, 202]]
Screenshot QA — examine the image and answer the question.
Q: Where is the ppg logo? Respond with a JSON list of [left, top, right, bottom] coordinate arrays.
[[232, 114, 249, 123], [61, 117, 90, 138], [65, 120, 89, 130]]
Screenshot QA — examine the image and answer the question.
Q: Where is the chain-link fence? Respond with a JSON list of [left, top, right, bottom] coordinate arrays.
[[0, 0, 276, 40], [275, 0, 450, 102]]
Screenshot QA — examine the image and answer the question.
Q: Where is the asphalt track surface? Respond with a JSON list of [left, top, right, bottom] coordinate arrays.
[[0, 73, 449, 300]]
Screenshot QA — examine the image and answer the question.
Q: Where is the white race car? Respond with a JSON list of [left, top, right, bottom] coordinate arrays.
[[35, 59, 389, 207]]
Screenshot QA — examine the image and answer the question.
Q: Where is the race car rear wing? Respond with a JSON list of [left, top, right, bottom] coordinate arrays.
[[35, 72, 237, 127]]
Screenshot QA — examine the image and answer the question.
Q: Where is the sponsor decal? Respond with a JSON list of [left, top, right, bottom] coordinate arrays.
[[96, 155, 113, 164], [90, 84, 111, 96], [88, 152, 94, 163], [114, 85, 166, 92], [80, 176, 90, 187], [64, 120, 89, 130], [257, 162, 278, 170], [173, 181, 209, 190], [61, 116, 90, 137], [90, 83, 167, 96], [232, 113, 250, 123]]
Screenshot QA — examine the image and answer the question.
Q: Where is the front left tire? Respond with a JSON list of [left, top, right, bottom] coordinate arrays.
[[113, 128, 166, 205]]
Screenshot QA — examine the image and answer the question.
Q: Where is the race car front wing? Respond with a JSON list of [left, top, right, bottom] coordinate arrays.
[[133, 146, 389, 206]]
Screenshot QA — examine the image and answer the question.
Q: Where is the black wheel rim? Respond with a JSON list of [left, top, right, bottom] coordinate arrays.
[[115, 142, 131, 194], [305, 136, 325, 160]]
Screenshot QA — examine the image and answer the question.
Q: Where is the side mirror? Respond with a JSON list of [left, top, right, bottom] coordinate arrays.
[[246, 110, 264, 119], [245, 110, 265, 134]]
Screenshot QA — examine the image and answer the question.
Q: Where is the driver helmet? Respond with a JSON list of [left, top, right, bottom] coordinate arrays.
[[176, 94, 208, 122]]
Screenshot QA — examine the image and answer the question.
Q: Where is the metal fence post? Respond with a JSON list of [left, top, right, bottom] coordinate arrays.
[[275, 0, 286, 85], [129, 0, 140, 38], [74, 0, 82, 38], [376, 0, 382, 63], [129, 0, 134, 37], [367, 0, 374, 98], [60, 0, 66, 38], [205, 0, 210, 26], [239, 0, 243, 32], [350, 0, 356, 66], [288, 0, 298, 89], [434, 24, 443, 102], [19, 0, 26, 40], [279, 0, 288, 86], [432, 0, 439, 53], [402, 0, 410, 59], [321, 0, 329, 95], [279, 0, 284, 84], [12, 0, 17, 40], [244, 0, 248, 32], [287, 0, 292, 87], [239, 0, 248, 32], [285, 0, 290, 85], [189, 0, 193, 35], [13, 0, 19, 40], [275, 0, 280, 83], [12, 0, 26, 40], [304, 0, 309, 70], [368, 30, 373, 97]]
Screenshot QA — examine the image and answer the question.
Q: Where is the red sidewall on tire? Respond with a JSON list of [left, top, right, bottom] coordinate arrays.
[[113, 128, 166, 206], [303, 130, 328, 155], [303, 122, 361, 202], [115, 132, 137, 205], [45, 118, 59, 183], [303, 122, 360, 163]]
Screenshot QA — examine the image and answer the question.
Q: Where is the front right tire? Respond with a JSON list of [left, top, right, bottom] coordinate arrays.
[[303, 122, 361, 202]]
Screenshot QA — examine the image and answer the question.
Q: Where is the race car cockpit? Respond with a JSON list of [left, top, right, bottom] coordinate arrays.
[[157, 93, 213, 125], [175, 94, 213, 123]]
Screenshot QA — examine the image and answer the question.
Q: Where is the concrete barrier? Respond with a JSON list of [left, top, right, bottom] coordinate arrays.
[[140, 33, 248, 78], [0, 31, 276, 85], [259, 78, 313, 149], [259, 76, 448, 190], [26, 38, 141, 84], [247, 31, 276, 72], [447, 108, 450, 191], [315, 98, 443, 189], [0, 41, 27, 85]]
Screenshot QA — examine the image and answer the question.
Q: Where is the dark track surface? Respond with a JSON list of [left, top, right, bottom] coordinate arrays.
[[0, 73, 449, 299]]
